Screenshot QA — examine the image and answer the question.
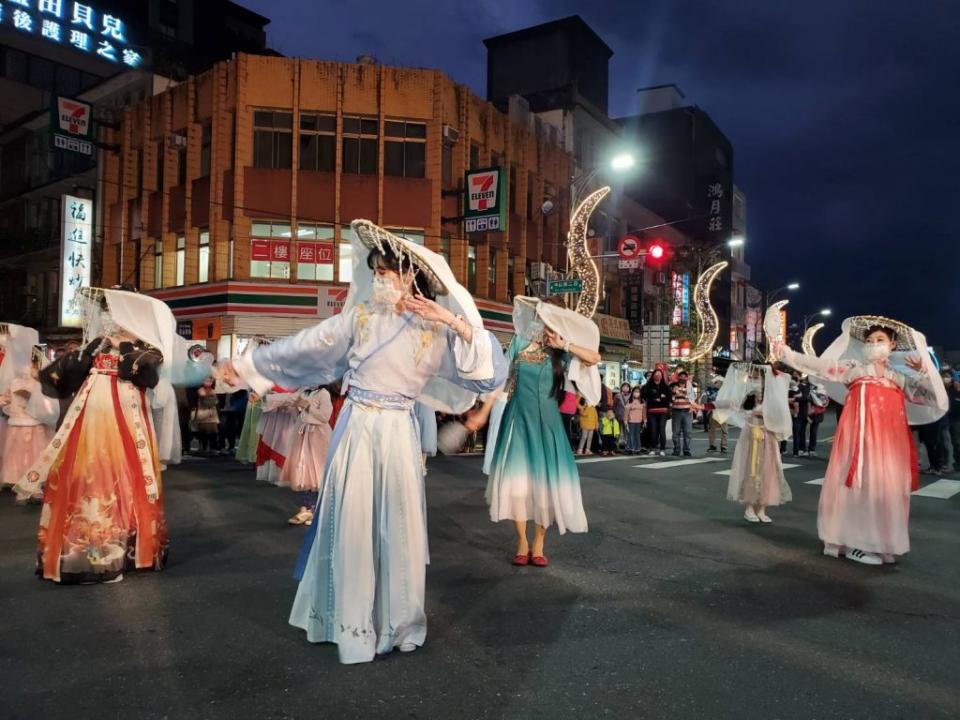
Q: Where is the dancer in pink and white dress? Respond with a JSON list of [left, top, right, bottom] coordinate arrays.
[[255, 386, 300, 485], [0, 323, 39, 470], [773, 315, 947, 565], [280, 386, 333, 526], [0, 348, 59, 496]]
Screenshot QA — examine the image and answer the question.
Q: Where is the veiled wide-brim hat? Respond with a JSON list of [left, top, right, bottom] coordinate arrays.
[[350, 220, 449, 298], [845, 315, 917, 350]]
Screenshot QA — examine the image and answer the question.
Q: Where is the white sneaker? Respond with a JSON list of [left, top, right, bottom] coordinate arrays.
[[757, 510, 772, 524], [846, 548, 882, 566], [659, 450, 666, 457], [744, 507, 760, 523], [399, 642, 418, 653], [823, 543, 842, 558]]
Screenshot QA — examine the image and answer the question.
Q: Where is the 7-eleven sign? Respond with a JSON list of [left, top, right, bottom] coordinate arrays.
[[464, 166, 506, 234], [50, 96, 94, 156]]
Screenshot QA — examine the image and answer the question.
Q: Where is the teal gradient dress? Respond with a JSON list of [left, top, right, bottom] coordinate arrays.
[[484, 341, 588, 534]]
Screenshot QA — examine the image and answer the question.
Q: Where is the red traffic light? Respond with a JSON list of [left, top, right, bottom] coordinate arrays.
[[648, 242, 666, 261]]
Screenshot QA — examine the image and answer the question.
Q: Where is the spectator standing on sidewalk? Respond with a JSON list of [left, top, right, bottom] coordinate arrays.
[[670, 370, 697, 457]]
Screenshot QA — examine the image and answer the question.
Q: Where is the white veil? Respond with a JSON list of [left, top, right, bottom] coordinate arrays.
[[818, 315, 947, 425], [714, 362, 792, 441], [0, 323, 39, 394], [101, 289, 212, 464], [510, 296, 602, 406], [344, 220, 494, 414]]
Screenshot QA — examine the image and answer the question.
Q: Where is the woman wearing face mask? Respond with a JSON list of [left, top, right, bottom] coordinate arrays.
[[642, 369, 671, 456], [773, 318, 947, 566], [625, 386, 646, 454], [217, 220, 506, 664]]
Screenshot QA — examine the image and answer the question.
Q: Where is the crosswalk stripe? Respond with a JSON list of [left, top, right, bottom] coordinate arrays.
[[912, 479, 960, 499], [635, 458, 725, 470], [713, 463, 801, 477], [806, 478, 824, 485], [576, 456, 639, 465]]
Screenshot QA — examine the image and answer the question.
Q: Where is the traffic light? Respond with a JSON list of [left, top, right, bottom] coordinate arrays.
[[647, 240, 667, 264]]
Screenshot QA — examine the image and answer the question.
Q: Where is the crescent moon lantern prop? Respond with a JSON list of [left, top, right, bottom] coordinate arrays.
[[569, 186, 611, 319], [763, 300, 789, 362], [802, 322, 824, 357], [687, 260, 728, 363]]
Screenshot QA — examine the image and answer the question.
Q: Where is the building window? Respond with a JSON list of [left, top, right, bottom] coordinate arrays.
[[175, 235, 185, 286], [198, 230, 210, 283], [199, 123, 212, 177], [469, 142, 480, 170], [526, 172, 534, 218], [342, 116, 378, 175], [295, 223, 335, 282], [250, 220, 292, 279], [176, 147, 187, 186], [441, 142, 453, 188], [467, 243, 477, 294], [488, 248, 497, 298], [299, 113, 336, 172], [491, 151, 501, 168], [384, 120, 426, 178], [154, 239, 163, 288], [386, 228, 424, 245], [338, 227, 356, 283], [509, 165, 517, 213], [252, 110, 293, 169]]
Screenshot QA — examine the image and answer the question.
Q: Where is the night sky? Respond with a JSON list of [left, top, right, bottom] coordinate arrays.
[[240, 0, 960, 350]]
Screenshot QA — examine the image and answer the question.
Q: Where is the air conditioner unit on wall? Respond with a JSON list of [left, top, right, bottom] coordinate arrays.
[[169, 133, 187, 148], [530, 262, 549, 280], [442, 125, 460, 144]]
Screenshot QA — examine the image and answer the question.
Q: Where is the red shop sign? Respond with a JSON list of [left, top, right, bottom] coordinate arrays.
[[298, 243, 316, 263], [317, 243, 334, 264], [270, 240, 291, 262], [251, 239, 271, 261]]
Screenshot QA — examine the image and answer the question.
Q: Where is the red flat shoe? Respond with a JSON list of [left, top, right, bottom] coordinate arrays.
[[512, 553, 531, 566], [530, 555, 549, 567]]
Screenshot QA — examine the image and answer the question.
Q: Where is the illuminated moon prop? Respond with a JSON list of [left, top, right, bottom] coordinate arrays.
[[569, 186, 611, 319], [687, 260, 728, 363], [802, 322, 824, 357], [763, 300, 789, 361]]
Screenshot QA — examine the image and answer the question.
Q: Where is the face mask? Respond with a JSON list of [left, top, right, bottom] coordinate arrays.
[[863, 342, 891, 362], [371, 275, 403, 312]]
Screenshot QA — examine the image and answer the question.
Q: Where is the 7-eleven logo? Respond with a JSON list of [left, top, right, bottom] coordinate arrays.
[[468, 170, 499, 212], [57, 98, 91, 136]]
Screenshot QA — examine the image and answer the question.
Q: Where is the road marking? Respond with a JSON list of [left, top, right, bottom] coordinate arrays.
[[635, 458, 725, 470], [576, 456, 641, 465], [912, 479, 960, 499], [713, 463, 801, 477], [806, 478, 824, 485]]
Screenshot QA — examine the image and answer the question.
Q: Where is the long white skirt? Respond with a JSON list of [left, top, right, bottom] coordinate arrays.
[[288, 397, 428, 664]]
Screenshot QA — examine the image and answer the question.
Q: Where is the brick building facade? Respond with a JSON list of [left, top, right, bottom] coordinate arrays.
[[99, 53, 576, 353]]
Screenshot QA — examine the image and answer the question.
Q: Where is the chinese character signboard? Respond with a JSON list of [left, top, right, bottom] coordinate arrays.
[[671, 271, 690, 326], [702, 175, 733, 243], [1, 2, 143, 68], [50, 96, 94, 155], [60, 194, 91, 327], [463, 167, 506, 234], [298, 242, 334, 266]]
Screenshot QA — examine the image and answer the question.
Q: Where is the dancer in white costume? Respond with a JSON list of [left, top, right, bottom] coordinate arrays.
[[714, 363, 793, 523], [0, 346, 59, 495], [219, 220, 506, 664], [0, 323, 38, 470]]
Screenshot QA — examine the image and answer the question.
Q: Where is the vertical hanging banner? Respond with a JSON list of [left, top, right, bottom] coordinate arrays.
[[60, 194, 92, 327]]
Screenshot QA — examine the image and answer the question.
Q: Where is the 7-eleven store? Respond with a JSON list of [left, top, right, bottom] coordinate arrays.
[[148, 283, 519, 359]]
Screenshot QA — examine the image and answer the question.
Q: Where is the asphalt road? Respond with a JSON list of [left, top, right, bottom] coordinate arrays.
[[1, 420, 958, 720]]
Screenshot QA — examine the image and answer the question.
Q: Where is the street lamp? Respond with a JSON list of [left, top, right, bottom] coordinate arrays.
[[727, 236, 744, 248], [803, 308, 832, 332], [767, 282, 800, 303], [570, 152, 638, 211]]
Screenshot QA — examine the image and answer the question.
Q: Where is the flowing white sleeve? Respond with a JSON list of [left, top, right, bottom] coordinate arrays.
[[234, 309, 355, 395], [149, 378, 182, 464], [263, 391, 298, 412], [780, 346, 855, 384], [421, 329, 508, 414]]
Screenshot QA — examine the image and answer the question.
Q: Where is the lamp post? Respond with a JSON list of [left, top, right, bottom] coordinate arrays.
[[803, 308, 832, 334]]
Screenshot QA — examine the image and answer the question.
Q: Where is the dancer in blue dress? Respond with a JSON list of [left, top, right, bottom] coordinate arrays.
[[473, 297, 601, 567], [219, 220, 506, 664]]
